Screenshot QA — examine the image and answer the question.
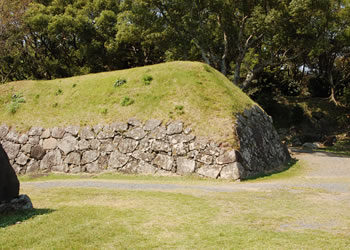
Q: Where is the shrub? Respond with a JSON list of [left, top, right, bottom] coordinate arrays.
[[114, 78, 127, 87], [8, 93, 26, 114], [143, 75, 153, 85], [55, 89, 63, 96], [175, 105, 185, 115], [121, 97, 134, 106]]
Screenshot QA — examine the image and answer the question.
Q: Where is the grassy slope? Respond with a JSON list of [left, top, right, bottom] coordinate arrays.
[[0, 61, 254, 143]]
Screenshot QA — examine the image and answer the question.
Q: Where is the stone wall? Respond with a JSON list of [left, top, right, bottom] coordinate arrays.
[[235, 105, 291, 178], [0, 105, 290, 180]]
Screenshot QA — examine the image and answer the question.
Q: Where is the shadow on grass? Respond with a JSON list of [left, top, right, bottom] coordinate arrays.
[[0, 208, 55, 228], [243, 158, 299, 182]]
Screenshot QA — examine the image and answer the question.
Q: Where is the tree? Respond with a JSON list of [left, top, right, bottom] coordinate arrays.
[[289, 0, 350, 105], [0, 0, 32, 83]]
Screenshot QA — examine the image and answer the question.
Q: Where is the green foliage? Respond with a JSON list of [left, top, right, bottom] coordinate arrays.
[[121, 97, 134, 106], [142, 75, 153, 85], [175, 105, 185, 115], [8, 93, 26, 114], [55, 89, 63, 96], [101, 108, 108, 115], [114, 79, 127, 88]]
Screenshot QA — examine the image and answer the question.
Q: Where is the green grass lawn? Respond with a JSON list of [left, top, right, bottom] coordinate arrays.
[[0, 61, 254, 143], [1, 163, 349, 250]]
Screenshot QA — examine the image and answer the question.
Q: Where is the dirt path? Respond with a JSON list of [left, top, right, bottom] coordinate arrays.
[[291, 148, 350, 178], [22, 149, 350, 194]]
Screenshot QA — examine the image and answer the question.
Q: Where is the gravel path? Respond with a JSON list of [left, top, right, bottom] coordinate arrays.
[[23, 149, 350, 194]]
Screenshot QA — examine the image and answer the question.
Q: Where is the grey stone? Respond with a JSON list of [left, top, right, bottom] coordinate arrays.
[[125, 128, 147, 140], [184, 127, 192, 135], [0, 125, 9, 139], [98, 154, 109, 169], [52, 164, 67, 173], [118, 139, 139, 154], [166, 121, 183, 135], [28, 127, 43, 136], [2, 142, 20, 160], [172, 143, 187, 156], [108, 151, 129, 169], [65, 126, 80, 136], [16, 153, 29, 166], [51, 127, 65, 139], [12, 164, 22, 175], [151, 140, 171, 153], [122, 160, 157, 175], [0, 195, 33, 213], [18, 134, 29, 144], [128, 118, 142, 127], [113, 136, 122, 145], [41, 129, 51, 139], [6, 130, 19, 143], [86, 161, 102, 173], [195, 154, 214, 165], [121, 160, 138, 174], [58, 136, 77, 155], [43, 138, 58, 150], [93, 124, 104, 134], [21, 144, 32, 154], [137, 161, 158, 174], [197, 164, 222, 179], [64, 152, 81, 165], [111, 122, 128, 132], [97, 130, 114, 140], [90, 139, 101, 150], [153, 154, 173, 170], [78, 139, 90, 151], [220, 162, 244, 180], [176, 157, 195, 175], [216, 150, 238, 165], [28, 136, 40, 145], [189, 139, 208, 151], [203, 143, 220, 156], [40, 150, 62, 170], [30, 145, 46, 160], [149, 126, 167, 140], [80, 127, 95, 140], [155, 169, 178, 177], [81, 150, 99, 165], [26, 160, 40, 174], [68, 165, 80, 173], [169, 134, 195, 144], [138, 138, 151, 151], [132, 150, 156, 162], [144, 119, 162, 131], [100, 141, 116, 152]]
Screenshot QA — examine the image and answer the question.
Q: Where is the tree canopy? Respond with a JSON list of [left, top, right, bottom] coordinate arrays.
[[0, 0, 349, 105]]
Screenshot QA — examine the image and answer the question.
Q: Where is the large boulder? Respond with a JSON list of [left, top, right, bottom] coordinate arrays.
[[0, 143, 20, 202]]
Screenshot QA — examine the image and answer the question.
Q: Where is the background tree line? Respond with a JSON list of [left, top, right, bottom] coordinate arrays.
[[1, 0, 350, 106]]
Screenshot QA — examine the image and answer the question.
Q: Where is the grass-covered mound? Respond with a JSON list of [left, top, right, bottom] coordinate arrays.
[[0, 61, 254, 142]]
